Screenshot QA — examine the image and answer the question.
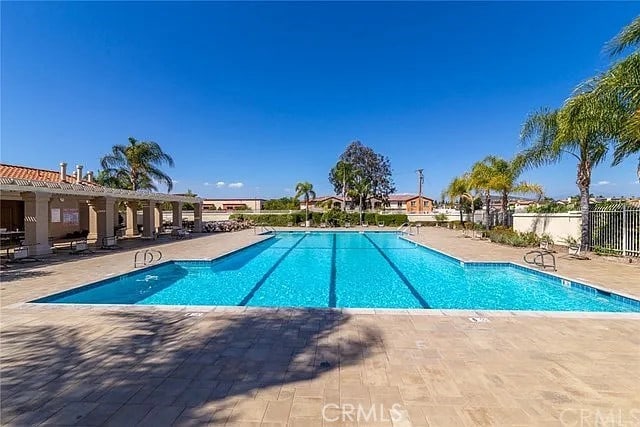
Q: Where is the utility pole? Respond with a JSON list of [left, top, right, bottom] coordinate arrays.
[[416, 169, 424, 214]]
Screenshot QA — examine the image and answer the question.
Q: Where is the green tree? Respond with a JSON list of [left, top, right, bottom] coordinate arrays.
[[444, 174, 474, 224], [329, 160, 356, 211], [100, 137, 175, 192], [330, 141, 395, 211], [469, 161, 494, 229], [348, 170, 372, 225], [263, 197, 300, 210], [478, 156, 543, 226], [295, 182, 316, 225], [601, 16, 640, 179], [520, 93, 610, 250]]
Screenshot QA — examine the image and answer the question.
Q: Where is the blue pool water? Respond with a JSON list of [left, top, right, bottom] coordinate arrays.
[[35, 232, 639, 312]]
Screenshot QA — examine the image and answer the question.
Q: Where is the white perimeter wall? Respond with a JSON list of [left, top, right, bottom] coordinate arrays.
[[512, 212, 582, 242], [136, 211, 233, 223]]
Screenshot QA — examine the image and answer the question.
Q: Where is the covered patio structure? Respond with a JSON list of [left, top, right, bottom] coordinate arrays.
[[0, 163, 203, 256]]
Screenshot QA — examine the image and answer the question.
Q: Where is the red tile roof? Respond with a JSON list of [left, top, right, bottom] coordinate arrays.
[[1, 163, 81, 183], [309, 194, 434, 203], [386, 194, 434, 202]]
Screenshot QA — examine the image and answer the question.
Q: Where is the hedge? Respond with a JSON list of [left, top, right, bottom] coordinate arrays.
[[230, 211, 408, 227]]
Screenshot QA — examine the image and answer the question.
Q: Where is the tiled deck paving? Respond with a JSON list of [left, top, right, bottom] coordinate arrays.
[[1, 228, 639, 426]]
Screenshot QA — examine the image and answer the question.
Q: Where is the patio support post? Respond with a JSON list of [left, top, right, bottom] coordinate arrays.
[[171, 201, 183, 228], [194, 202, 203, 233], [87, 196, 115, 245], [78, 201, 89, 233], [21, 192, 52, 256], [142, 200, 156, 238], [125, 201, 139, 237], [154, 203, 163, 232]]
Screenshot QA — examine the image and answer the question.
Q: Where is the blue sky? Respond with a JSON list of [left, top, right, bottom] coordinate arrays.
[[2, 2, 638, 199]]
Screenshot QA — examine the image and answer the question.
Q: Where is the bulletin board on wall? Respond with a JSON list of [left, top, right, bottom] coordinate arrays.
[[51, 208, 61, 223], [63, 208, 79, 225]]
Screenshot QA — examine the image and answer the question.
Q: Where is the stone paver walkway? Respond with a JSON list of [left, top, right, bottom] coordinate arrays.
[[1, 229, 639, 426]]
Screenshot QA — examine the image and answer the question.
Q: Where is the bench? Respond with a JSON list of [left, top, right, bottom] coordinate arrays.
[[170, 228, 191, 240]]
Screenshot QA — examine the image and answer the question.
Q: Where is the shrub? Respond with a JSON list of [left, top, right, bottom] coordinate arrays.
[[434, 213, 448, 225], [487, 228, 541, 247], [376, 214, 408, 226]]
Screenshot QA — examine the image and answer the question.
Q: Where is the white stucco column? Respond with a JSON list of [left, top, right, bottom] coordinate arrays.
[[142, 200, 156, 238], [21, 192, 52, 256], [125, 201, 139, 237], [154, 203, 163, 231], [87, 197, 115, 245], [193, 202, 203, 233], [171, 201, 183, 228]]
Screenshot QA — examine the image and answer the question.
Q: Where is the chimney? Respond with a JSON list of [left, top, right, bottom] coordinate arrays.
[[87, 171, 94, 183], [75, 165, 83, 183], [59, 162, 67, 182]]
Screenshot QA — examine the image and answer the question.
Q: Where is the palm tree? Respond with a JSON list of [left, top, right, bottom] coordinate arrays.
[[520, 92, 610, 250], [444, 174, 474, 224], [330, 160, 355, 211], [477, 156, 543, 226], [469, 161, 494, 229], [100, 137, 175, 192], [348, 171, 371, 225], [602, 16, 640, 179], [295, 182, 316, 226]]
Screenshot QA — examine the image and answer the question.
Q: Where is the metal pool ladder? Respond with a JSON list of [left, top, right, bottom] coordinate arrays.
[[523, 249, 556, 271], [397, 222, 413, 235], [134, 249, 163, 268], [254, 225, 277, 234]]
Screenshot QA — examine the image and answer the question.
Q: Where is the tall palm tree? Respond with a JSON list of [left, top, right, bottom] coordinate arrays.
[[520, 92, 610, 250], [347, 170, 371, 225], [295, 182, 316, 226], [100, 137, 175, 192], [469, 161, 494, 229], [445, 174, 474, 224]]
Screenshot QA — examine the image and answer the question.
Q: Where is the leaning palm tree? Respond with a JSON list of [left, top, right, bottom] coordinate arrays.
[[295, 181, 316, 226], [445, 174, 474, 224], [520, 91, 610, 250], [100, 137, 175, 192], [588, 16, 640, 179]]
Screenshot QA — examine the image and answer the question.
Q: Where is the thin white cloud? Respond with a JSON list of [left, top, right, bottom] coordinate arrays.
[[216, 181, 225, 188], [228, 182, 244, 189], [284, 188, 292, 193], [172, 179, 179, 184], [203, 182, 210, 186], [596, 180, 612, 186]]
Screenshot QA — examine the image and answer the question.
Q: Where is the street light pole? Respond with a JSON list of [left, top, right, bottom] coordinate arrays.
[[416, 169, 424, 214]]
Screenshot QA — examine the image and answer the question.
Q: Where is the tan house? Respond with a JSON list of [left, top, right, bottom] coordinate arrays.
[[304, 194, 434, 213], [203, 198, 265, 212], [0, 162, 203, 255], [385, 194, 434, 213]]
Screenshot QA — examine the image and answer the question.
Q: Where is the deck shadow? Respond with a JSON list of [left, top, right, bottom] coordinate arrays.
[[0, 308, 381, 425]]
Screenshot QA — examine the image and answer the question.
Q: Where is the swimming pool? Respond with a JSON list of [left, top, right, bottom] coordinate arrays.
[[35, 232, 640, 312]]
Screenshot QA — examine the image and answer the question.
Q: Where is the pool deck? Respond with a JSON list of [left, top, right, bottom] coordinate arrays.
[[1, 228, 639, 426]]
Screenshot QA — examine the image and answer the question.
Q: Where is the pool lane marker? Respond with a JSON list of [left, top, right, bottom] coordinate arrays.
[[363, 234, 430, 309], [239, 234, 308, 306], [329, 234, 337, 307]]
